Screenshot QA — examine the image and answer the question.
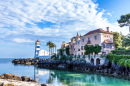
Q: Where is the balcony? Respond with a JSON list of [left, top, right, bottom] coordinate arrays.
[[87, 40, 91, 44]]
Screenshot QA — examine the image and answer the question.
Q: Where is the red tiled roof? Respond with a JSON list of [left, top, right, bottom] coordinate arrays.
[[84, 29, 113, 36]]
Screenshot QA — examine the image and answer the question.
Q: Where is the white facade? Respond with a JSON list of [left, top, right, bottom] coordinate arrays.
[[39, 49, 49, 56]]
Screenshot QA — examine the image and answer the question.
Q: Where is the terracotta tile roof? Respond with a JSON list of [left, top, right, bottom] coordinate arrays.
[[84, 29, 113, 36]]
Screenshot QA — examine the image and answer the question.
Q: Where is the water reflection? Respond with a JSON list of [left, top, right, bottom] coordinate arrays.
[[34, 66, 130, 86]]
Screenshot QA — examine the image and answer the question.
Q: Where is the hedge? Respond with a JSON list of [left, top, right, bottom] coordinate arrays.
[[107, 53, 130, 63], [111, 49, 130, 55]]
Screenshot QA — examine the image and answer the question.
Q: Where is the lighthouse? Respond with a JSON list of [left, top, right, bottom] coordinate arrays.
[[34, 39, 40, 58]]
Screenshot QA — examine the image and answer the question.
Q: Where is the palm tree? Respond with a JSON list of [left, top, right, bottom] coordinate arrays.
[[51, 43, 55, 55], [122, 34, 130, 47], [54, 44, 56, 54], [46, 41, 52, 55]]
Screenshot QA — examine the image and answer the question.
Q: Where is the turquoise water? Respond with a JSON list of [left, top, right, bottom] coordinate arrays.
[[0, 58, 130, 86]]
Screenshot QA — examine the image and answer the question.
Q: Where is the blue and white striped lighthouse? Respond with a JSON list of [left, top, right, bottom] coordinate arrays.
[[34, 39, 41, 58]]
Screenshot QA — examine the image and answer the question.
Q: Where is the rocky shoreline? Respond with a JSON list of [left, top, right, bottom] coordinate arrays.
[[0, 73, 52, 86], [12, 58, 130, 81]]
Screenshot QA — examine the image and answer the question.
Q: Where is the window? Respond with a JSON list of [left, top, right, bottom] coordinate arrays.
[[103, 44, 105, 48], [94, 35, 97, 40], [84, 46, 85, 50], [82, 38, 84, 42], [74, 48, 75, 51], [95, 44, 98, 46], [88, 37, 90, 41], [78, 49, 80, 51], [81, 46, 83, 50], [82, 52, 83, 55]]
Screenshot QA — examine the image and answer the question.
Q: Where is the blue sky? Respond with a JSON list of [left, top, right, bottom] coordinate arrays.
[[0, 0, 130, 58]]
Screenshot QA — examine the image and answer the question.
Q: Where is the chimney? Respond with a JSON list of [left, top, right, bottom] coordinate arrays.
[[106, 27, 109, 32]]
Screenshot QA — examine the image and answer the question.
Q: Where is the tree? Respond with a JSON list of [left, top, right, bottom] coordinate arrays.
[[59, 48, 64, 56], [54, 44, 56, 54], [85, 44, 90, 55], [66, 47, 70, 55], [122, 34, 130, 47], [89, 45, 94, 54], [50, 43, 55, 55], [94, 45, 101, 54], [113, 32, 122, 49], [46, 41, 52, 55], [118, 13, 130, 32]]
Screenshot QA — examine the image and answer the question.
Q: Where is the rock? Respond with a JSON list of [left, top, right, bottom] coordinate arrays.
[[0, 75, 4, 79], [25, 62, 31, 65], [108, 68, 113, 74], [21, 76, 32, 81], [13, 75, 22, 81], [104, 69, 108, 73], [41, 84, 47, 86], [4, 73, 22, 81], [0, 82, 4, 86], [20, 61, 25, 64], [96, 70, 101, 73], [112, 72, 118, 77], [4, 83, 17, 86], [4, 73, 14, 79]]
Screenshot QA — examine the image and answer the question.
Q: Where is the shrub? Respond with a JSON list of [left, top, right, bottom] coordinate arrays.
[[118, 48, 126, 50], [66, 47, 70, 55], [107, 53, 130, 64], [118, 59, 130, 67], [69, 55, 73, 61], [60, 55, 66, 61], [82, 55, 85, 59], [100, 54, 105, 58], [111, 49, 130, 55]]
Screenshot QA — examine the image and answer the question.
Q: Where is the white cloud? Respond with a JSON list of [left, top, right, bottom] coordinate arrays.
[[0, 0, 129, 47], [13, 38, 33, 43], [107, 13, 112, 16]]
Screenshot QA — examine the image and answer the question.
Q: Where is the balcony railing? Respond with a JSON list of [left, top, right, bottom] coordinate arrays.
[[87, 40, 91, 44]]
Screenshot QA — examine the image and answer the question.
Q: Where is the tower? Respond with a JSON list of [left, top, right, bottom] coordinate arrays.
[[34, 39, 40, 58]]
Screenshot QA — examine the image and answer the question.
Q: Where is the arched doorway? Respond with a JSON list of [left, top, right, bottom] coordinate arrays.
[[96, 58, 100, 65], [91, 58, 94, 64]]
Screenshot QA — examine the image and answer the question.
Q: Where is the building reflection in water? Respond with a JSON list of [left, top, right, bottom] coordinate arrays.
[[34, 66, 130, 86]]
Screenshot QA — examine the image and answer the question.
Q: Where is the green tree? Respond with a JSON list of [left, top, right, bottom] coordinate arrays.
[[59, 48, 64, 56], [85, 44, 90, 55], [113, 32, 122, 49], [54, 44, 56, 54], [94, 45, 101, 54], [66, 47, 70, 55], [89, 45, 94, 54], [122, 34, 130, 47], [50, 43, 55, 55], [46, 41, 52, 55], [118, 13, 130, 32]]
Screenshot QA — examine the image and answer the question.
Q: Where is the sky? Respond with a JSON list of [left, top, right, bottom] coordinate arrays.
[[0, 0, 130, 58]]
